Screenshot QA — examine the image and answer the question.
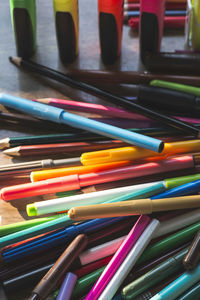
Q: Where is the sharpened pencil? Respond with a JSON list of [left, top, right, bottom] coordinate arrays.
[[3, 140, 129, 157], [9, 56, 200, 137]]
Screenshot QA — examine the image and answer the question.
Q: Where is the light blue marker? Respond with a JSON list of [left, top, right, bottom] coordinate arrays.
[[105, 181, 165, 204], [0, 93, 163, 152]]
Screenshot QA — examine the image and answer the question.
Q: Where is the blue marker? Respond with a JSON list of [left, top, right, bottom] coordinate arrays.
[[2, 217, 126, 263], [151, 262, 200, 300], [0, 93, 163, 152], [151, 179, 200, 199]]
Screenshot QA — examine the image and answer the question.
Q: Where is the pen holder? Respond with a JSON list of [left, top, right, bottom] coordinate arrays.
[[53, 0, 79, 63], [9, 0, 36, 59], [98, 0, 124, 64]]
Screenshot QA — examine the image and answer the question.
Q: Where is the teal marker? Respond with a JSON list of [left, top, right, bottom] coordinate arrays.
[[150, 80, 200, 97], [151, 262, 200, 300], [0, 214, 76, 249], [0, 214, 69, 237], [10, 0, 36, 58]]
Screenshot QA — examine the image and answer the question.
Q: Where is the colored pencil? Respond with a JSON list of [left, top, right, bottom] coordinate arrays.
[[35, 97, 200, 125], [9, 57, 200, 137], [0, 111, 69, 133], [3, 141, 129, 157], [0, 125, 198, 150]]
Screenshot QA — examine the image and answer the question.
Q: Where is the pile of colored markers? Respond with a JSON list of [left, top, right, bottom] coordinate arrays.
[[1, 74, 200, 300]]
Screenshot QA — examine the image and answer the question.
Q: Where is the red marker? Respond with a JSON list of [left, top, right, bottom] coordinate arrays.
[[129, 16, 185, 30], [98, 0, 124, 64]]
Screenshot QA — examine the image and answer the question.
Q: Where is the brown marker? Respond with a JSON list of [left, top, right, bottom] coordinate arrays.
[[183, 229, 200, 270], [28, 234, 88, 300], [68, 195, 200, 220]]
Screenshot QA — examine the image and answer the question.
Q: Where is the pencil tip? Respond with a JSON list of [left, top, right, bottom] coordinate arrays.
[[3, 147, 20, 157], [0, 138, 10, 149], [9, 56, 22, 66]]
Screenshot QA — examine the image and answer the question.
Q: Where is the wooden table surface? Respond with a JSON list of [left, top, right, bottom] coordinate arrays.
[[0, 1, 185, 299]]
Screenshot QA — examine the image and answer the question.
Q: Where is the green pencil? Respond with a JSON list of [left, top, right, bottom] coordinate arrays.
[[0, 126, 189, 149]]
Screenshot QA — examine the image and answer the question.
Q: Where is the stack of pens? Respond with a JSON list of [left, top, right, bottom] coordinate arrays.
[[2, 63, 200, 300], [124, 0, 187, 30]]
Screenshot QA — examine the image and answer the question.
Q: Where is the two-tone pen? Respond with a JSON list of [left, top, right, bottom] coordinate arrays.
[[0, 157, 81, 176]]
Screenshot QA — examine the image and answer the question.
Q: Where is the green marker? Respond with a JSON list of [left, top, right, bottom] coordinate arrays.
[[165, 173, 200, 190], [0, 214, 76, 249], [10, 0, 36, 58], [150, 80, 200, 97], [122, 247, 188, 299], [0, 214, 68, 237]]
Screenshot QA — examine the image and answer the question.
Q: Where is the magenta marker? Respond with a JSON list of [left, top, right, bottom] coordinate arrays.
[[84, 215, 150, 300]]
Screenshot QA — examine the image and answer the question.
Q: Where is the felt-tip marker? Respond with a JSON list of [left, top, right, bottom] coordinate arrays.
[[139, 0, 166, 64], [9, 0, 36, 58], [98, 0, 124, 64], [1, 154, 197, 201], [28, 234, 88, 300], [53, 0, 79, 63]]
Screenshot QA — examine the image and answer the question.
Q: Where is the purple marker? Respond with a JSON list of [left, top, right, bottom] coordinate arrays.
[[85, 215, 150, 300], [57, 272, 77, 300]]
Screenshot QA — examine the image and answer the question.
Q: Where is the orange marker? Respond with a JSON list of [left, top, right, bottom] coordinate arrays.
[[98, 0, 124, 64]]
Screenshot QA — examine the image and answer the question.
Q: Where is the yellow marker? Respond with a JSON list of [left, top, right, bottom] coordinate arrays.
[[31, 160, 130, 182], [53, 0, 79, 63], [68, 195, 200, 220], [81, 139, 200, 165]]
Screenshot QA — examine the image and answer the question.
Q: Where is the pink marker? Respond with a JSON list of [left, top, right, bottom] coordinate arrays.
[[0, 154, 196, 201], [85, 215, 150, 300], [140, 0, 166, 63]]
